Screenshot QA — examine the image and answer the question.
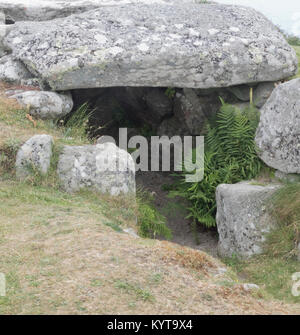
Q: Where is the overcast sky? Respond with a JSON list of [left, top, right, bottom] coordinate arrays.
[[215, 0, 300, 36]]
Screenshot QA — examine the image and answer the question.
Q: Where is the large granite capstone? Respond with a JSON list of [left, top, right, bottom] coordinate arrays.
[[3, 3, 297, 91]]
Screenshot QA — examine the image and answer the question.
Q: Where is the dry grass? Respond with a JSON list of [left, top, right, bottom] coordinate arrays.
[[0, 181, 299, 315], [293, 46, 300, 79], [0, 84, 91, 148], [159, 242, 217, 273]]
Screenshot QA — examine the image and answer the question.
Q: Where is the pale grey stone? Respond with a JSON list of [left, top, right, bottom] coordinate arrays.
[[15, 134, 53, 179], [228, 85, 251, 102], [123, 228, 139, 238], [255, 78, 300, 174], [243, 283, 260, 291], [3, 3, 297, 91], [216, 182, 280, 259], [0, 11, 4, 24], [0, 0, 201, 22], [0, 55, 32, 84], [274, 170, 300, 183], [10, 90, 73, 120], [253, 82, 275, 108], [57, 142, 136, 196]]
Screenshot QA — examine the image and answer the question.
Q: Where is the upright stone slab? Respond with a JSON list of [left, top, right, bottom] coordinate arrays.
[[255, 78, 300, 174], [216, 182, 280, 259], [15, 134, 53, 180]]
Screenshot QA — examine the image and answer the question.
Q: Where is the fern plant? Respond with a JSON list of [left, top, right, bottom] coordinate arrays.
[[171, 101, 263, 228], [137, 190, 172, 239]]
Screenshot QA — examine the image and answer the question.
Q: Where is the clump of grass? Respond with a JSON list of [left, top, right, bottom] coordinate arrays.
[[114, 279, 155, 302], [62, 103, 94, 141], [137, 189, 172, 240], [21, 143, 62, 189], [0, 138, 22, 177], [266, 183, 300, 259]]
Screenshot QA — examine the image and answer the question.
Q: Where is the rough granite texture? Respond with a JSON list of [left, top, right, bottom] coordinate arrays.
[[11, 90, 73, 119], [0, 0, 202, 21], [57, 142, 136, 196], [216, 182, 280, 259], [0, 55, 33, 84], [255, 78, 300, 174], [3, 3, 297, 90], [15, 134, 53, 180]]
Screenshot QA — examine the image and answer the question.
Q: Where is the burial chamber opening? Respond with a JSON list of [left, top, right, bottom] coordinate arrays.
[[70, 85, 244, 143], [67, 84, 265, 250]]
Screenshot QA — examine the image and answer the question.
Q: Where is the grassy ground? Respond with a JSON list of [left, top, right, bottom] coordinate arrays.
[[293, 46, 300, 78], [1, 180, 299, 315], [0, 85, 300, 314]]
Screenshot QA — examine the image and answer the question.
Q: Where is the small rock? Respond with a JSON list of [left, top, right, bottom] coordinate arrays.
[[15, 135, 53, 180], [123, 228, 140, 238], [11, 90, 73, 120], [253, 82, 275, 108], [243, 283, 260, 291]]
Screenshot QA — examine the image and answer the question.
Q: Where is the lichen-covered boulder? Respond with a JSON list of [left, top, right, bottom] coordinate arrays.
[[15, 134, 53, 180], [216, 182, 280, 259], [255, 78, 300, 174], [0, 0, 199, 21], [10, 90, 73, 120], [3, 3, 297, 91], [0, 55, 33, 84], [57, 142, 136, 196]]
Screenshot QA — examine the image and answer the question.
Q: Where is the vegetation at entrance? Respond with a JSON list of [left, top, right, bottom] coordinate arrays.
[[171, 101, 263, 228]]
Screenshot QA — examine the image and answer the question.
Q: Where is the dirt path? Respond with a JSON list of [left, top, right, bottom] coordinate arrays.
[[136, 171, 219, 257]]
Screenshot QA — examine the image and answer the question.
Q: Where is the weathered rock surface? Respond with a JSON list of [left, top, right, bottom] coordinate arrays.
[[253, 82, 275, 108], [274, 170, 300, 183], [3, 3, 297, 91], [11, 90, 73, 120], [255, 79, 300, 174], [57, 142, 136, 196], [173, 89, 207, 135], [0, 55, 33, 84], [0, 0, 200, 21], [216, 182, 280, 259], [0, 11, 8, 57], [228, 85, 251, 102], [15, 134, 53, 179], [157, 116, 190, 137]]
